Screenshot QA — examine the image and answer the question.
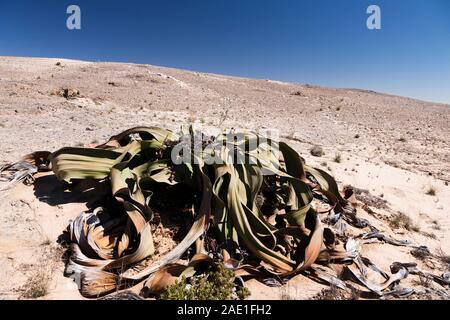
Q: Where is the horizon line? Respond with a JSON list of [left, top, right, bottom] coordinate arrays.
[[2, 54, 449, 107]]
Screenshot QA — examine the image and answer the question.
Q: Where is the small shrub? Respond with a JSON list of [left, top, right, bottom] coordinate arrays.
[[236, 286, 251, 300], [398, 137, 407, 142], [160, 263, 249, 300], [52, 88, 80, 99]]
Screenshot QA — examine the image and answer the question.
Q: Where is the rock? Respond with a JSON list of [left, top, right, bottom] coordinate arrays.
[[310, 145, 324, 157]]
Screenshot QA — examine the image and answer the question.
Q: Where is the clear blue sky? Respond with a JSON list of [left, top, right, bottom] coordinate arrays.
[[1, 0, 449, 104]]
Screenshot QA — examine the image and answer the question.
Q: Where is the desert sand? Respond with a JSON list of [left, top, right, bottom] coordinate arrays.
[[0, 56, 449, 299]]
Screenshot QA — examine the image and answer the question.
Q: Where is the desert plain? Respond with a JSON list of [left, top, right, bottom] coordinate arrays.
[[0, 56, 449, 299]]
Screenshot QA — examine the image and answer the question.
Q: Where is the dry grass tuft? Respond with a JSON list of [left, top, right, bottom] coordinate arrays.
[[20, 269, 51, 299], [425, 186, 436, 196], [410, 246, 431, 260], [313, 285, 356, 300], [420, 231, 437, 239], [333, 153, 342, 163], [18, 243, 64, 299], [279, 286, 296, 300], [389, 212, 420, 232], [291, 91, 304, 96], [431, 220, 441, 230], [412, 275, 433, 288], [436, 249, 450, 267]]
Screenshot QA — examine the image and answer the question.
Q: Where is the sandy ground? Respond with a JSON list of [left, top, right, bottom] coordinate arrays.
[[0, 56, 449, 300]]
